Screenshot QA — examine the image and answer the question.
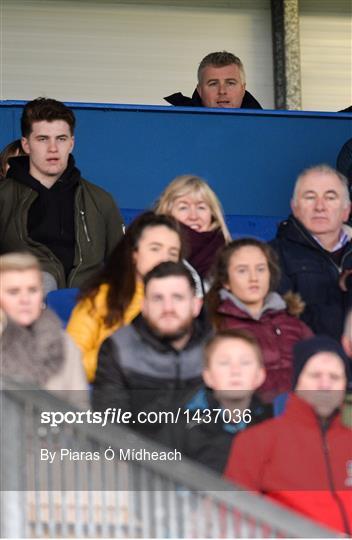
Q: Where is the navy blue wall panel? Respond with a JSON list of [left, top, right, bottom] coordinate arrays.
[[121, 208, 284, 241], [1, 101, 350, 220]]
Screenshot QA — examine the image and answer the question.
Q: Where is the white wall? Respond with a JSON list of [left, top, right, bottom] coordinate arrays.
[[299, 0, 352, 111], [1, 0, 274, 108], [2, 0, 350, 111]]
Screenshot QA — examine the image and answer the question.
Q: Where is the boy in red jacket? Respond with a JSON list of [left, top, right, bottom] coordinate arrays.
[[224, 335, 352, 535]]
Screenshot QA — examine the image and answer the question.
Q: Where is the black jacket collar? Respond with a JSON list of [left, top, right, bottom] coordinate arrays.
[[276, 214, 352, 254], [7, 154, 80, 192], [164, 88, 262, 109]]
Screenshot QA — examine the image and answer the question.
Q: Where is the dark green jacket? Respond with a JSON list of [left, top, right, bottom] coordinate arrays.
[[0, 176, 124, 288]]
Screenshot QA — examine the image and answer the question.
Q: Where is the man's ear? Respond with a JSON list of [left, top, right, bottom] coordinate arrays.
[[342, 203, 351, 223], [290, 198, 296, 215], [69, 135, 75, 153], [192, 296, 203, 318], [21, 137, 30, 155], [141, 297, 147, 316]]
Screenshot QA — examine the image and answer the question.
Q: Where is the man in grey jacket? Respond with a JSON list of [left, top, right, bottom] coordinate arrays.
[[0, 97, 124, 291], [92, 261, 211, 437]]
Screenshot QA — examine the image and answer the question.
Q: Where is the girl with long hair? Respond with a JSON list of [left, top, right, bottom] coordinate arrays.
[[67, 212, 183, 381], [206, 238, 313, 401]]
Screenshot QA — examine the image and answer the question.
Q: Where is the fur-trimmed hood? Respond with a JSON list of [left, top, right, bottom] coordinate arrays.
[[219, 288, 305, 320], [215, 288, 313, 401], [282, 290, 306, 317], [1, 308, 64, 386]]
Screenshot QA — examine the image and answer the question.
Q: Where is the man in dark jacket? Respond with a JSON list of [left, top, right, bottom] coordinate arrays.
[[160, 329, 272, 474], [225, 335, 352, 535], [271, 164, 352, 339], [164, 51, 262, 110], [92, 261, 211, 437], [0, 98, 124, 290]]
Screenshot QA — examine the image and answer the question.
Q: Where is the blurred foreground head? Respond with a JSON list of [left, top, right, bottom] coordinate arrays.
[[0, 252, 43, 327], [293, 335, 350, 418]]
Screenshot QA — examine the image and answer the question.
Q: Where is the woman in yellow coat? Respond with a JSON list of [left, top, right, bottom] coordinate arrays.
[[67, 212, 183, 381]]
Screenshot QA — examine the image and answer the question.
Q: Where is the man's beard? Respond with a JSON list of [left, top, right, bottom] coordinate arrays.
[[144, 315, 194, 344]]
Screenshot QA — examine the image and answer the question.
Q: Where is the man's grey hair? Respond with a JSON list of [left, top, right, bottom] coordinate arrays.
[[292, 164, 350, 208], [197, 51, 246, 85]]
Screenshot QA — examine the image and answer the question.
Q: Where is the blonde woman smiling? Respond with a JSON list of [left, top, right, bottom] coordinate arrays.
[[155, 175, 231, 286]]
